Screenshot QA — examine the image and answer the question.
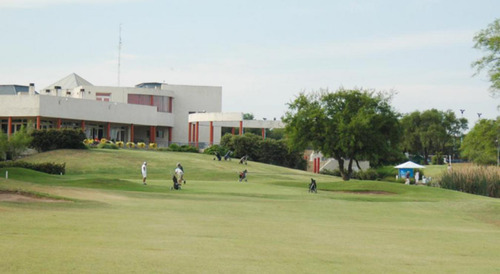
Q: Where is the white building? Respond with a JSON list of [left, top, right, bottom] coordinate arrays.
[[0, 73, 222, 147]]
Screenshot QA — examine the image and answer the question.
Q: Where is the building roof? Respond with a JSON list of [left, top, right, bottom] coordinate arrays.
[[0, 85, 29, 95], [43, 73, 93, 90], [394, 161, 425, 169], [135, 82, 162, 89]]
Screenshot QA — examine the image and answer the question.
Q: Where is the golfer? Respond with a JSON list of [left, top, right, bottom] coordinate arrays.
[[175, 163, 185, 184], [141, 162, 147, 185]]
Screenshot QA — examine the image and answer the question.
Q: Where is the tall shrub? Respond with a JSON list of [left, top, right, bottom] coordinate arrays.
[[8, 126, 33, 159], [439, 165, 500, 198], [0, 131, 8, 161]]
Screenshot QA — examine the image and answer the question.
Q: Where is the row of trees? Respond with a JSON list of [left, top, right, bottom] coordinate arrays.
[[282, 88, 478, 180], [217, 133, 306, 170], [282, 18, 500, 180]]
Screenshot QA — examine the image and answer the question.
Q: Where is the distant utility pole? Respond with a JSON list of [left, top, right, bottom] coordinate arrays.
[[459, 109, 465, 117], [118, 23, 122, 87]]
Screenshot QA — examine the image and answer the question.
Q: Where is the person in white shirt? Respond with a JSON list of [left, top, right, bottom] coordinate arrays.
[[141, 162, 147, 185], [175, 163, 185, 184]]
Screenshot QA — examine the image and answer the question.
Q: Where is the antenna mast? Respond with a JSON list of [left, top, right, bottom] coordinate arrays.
[[118, 23, 122, 86]]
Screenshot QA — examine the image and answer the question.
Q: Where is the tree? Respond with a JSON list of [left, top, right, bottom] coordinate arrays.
[[472, 18, 500, 96], [401, 109, 467, 164], [283, 88, 401, 180], [461, 118, 500, 165], [0, 131, 8, 161], [219, 133, 306, 169], [8, 126, 33, 160]]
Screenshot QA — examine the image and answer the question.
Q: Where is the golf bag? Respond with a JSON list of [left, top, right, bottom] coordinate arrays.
[[239, 169, 248, 182], [214, 152, 222, 161], [171, 174, 181, 190], [309, 178, 317, 193], [224, 151, 232, 161], [239, 155, 248, 165]]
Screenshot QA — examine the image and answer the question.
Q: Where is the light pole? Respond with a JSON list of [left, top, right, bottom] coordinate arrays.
[[497, 138, 499, 167]]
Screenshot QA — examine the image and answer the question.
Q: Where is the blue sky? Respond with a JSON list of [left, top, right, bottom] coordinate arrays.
[[1, 0, 499, 126]]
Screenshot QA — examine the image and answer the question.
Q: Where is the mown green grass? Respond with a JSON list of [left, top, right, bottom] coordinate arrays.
[[0, 149, 499, 273]]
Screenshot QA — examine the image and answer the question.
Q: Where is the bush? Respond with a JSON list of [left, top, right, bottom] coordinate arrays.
[[31, 129, 86, 152], [203, 145, 227, 156], [126, 142, 135, 148], [438, 165, 500, 198], [97, 142, 119, 149], [320, 169, 342, 177], [116, 141, 124, 148], [0, 161, 66, 175], [356, 169, 379, 180], [137, 142, 146, 149], [149, 143, 157, 149], [83, 139, 94, 145], [164, 144, 199, 153], [179, 145, 199, 153], [0, 131, 7, 161], [9, 126, 33, 159]]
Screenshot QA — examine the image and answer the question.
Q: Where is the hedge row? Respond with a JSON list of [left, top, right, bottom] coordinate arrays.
[[0, 161, 66, 175], [31, 129, 87, 152]]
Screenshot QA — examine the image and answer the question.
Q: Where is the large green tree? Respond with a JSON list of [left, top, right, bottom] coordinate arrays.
[[472, 18, 500, 96], [401, 109, 467, 164], [283, 88, 401, 180], [461, 118, 500, 165]]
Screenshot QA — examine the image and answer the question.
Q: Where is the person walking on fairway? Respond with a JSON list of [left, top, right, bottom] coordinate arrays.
[[141, 162, 147, 185]]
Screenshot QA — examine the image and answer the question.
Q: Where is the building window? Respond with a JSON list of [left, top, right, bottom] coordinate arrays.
[[128, 94, 151, 105], [128, 94, 172, 113], [96, 93, 111, 102]]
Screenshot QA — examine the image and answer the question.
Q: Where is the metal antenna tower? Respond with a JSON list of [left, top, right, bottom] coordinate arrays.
[[118, 23, 122, 86]]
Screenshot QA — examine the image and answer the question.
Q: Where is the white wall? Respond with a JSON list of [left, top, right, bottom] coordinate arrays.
[[3, 81, 222, 145], [164, 84, 222, 145]]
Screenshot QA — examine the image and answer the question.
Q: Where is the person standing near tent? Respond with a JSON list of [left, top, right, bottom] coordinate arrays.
[[141, 162, 147, 185], [415, 171, 420, 184], [405, 171, 410, 185]]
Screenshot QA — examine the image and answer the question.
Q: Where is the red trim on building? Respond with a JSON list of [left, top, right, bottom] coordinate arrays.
[[192, 123, 196, 143], [150, 126, 156, 143], [7, 117, 12, 138], [168, 127, 172, 143], [81, 120, 85, 130], [168, 97, 173, 113], [150, 95, 154, 106], [57, 118, 62, 129], [261, 128, 265, 139], [188, 122, 192, 144], [231, 127, 235, 135], [209, 121, 213, 145], [196, 122, 199, 148], [239, 121, 243, 136], [36, 116, 41, 130]]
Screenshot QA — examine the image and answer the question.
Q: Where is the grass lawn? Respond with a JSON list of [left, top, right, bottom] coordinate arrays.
[[0, 149, 499, 273]]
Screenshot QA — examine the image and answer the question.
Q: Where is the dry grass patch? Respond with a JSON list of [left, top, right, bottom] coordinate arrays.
[[0, 190, 68, 203]]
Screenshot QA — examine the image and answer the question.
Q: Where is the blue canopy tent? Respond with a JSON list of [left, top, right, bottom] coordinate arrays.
[[395, 161, 425, 179]]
